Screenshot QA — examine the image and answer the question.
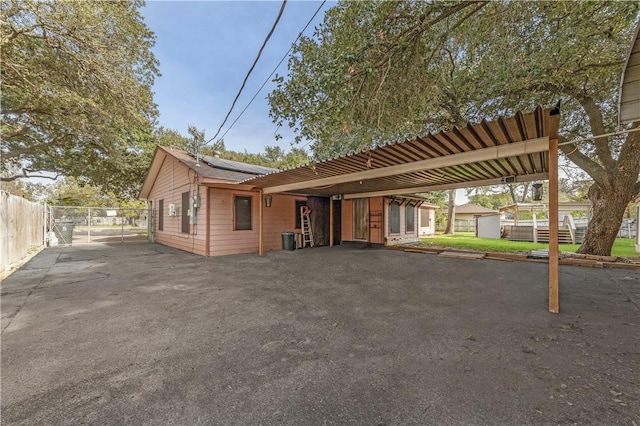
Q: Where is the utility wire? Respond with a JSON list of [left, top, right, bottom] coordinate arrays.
[[208, 0, 288, 143], [558, 126, 640, 146], [219, 0, 327, 142]]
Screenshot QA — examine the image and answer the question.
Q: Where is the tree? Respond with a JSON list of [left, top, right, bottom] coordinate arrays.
[[468, 190, 514, 211], [47, 177, 147, 209], [0, 179, 52, 202], [443, 189, 456, 235], [154, 127, 310, 170], [48, 177, 110, 207], [269, 1, 640, 255], [1, 0, 159, 197]]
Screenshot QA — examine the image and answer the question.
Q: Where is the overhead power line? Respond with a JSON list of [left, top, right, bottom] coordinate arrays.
[[219, 0, 327, 142], [208, 0, 288, 143]]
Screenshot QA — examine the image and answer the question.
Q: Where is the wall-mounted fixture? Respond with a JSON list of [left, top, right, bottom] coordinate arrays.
[[264, 195, 273, 208], [532, 182, 544, 201]]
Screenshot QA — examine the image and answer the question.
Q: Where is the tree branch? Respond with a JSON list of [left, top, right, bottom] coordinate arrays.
[[1, 170, 60, 182], [575, 94, 614, 171], [3, 133, 73, 159], [1, 120, 31, 139], [560, 143, 608, 186]]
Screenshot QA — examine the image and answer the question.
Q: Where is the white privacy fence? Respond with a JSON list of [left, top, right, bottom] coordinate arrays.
[[438, 215, 636, 239], [0, 191, 47, 269], [502, 217, 636, 238]]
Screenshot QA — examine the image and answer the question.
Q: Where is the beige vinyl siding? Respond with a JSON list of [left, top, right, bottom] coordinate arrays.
[[209, 189, 304, 256], [384, 198, 419, 246], [148, 157, 207, 256]]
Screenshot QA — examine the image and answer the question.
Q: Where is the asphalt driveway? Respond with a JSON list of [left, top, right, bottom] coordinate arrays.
[[1, 242, 639, 425]]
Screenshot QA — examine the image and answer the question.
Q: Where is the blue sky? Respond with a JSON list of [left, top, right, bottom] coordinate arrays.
[[142, 1, 333, 155]]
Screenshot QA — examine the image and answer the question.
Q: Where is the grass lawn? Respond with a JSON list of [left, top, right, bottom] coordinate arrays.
[[421, 232, 639, 258]]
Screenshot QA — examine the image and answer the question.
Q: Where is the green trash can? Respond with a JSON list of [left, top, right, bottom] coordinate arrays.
[[281, 232, 295, 251], [54, 221, 74, 245]]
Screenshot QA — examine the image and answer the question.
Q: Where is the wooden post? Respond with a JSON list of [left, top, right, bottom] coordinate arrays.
[[548, 137, 559, 313], [329, 198, 334, 247], [205, 188, 210, 256], [259, 190, 264, 256]]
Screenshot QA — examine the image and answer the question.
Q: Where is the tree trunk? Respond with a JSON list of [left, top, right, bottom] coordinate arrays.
[[577, 182, 631, 256], [444, 189, 456, 234], [564, 104, 640, 255], [520, 182, 530, 203]]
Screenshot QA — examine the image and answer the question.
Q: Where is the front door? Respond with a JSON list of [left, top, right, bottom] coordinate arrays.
[[352, 198, 369, 241], [419, 208, 431, 236], [369, 197, 383, 244]]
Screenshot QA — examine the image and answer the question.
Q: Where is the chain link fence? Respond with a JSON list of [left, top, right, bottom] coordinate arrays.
[[49, 206, 150, 245]]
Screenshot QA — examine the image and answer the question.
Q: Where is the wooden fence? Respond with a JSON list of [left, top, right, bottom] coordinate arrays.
[[0, 191, 45, 269]]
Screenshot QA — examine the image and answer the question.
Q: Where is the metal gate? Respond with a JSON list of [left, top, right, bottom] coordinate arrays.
[[49, 206, 151, 245]]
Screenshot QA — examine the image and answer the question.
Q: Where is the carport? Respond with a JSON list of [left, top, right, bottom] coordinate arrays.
[[243, 106, 562, 313]]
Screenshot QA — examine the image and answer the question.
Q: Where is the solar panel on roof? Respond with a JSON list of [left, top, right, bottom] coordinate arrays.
[[190, 153, 278, 176]]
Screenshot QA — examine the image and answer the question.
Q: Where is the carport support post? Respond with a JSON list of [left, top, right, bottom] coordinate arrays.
[[329, 198, 334, 247], [259, 189, 264, 256], [549, 137, 559, 313]]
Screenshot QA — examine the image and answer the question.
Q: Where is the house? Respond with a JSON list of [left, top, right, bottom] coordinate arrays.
[[141, 107, 557, 262], [454, 203, 498, 221], [340, 196, 436, 247], [139, 147, 439, 256], [140, 106, 567, 312], [139, 147, 309, 256], [451, 203, 498, 233]]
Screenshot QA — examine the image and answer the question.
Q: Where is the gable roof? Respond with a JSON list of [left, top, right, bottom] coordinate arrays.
[[455, 203, 498, 215], [139, 146, 278, 200], [240, 106, 560, 198]]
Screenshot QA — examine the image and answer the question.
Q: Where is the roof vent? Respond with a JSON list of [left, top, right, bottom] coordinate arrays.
[[213, 151, 221, 158]]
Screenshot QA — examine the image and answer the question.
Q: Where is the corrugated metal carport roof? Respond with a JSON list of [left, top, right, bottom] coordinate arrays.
[[243, 106, 559, 197]]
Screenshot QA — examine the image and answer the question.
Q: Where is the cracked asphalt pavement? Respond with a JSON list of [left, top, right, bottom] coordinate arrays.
[[2, 242, 639, 425]]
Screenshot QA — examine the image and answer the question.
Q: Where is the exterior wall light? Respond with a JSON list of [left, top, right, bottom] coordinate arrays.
[[264, 195, 273, 208], [532, 182, 544, 201]]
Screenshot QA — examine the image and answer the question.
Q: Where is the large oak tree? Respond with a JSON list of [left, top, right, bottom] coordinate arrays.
[[1, 0, 159, 197], [269, 1, 640, 256]]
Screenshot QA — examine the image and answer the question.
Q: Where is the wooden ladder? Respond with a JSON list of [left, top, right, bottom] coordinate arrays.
[[300, 206, 314, 248]]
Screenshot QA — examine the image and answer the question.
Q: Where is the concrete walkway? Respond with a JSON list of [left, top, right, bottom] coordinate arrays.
[[2, 242, 639, 425]]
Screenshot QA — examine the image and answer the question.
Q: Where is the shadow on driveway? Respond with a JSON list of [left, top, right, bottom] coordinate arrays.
[[2, 242, 639, 425]]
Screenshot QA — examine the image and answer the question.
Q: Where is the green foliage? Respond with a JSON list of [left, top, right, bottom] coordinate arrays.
[[468, 192, 513, 211], [48, 177, 110, 207], [0, 179, 51, 202], [270, 1, 638, 158], [47, 177, 146, 208], [215, 145, 310, 170], [1, 0, 159, 197]]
